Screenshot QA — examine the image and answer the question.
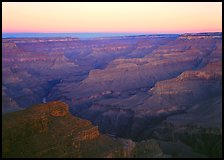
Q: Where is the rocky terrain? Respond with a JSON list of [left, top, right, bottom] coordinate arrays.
[[2, 32, 222, 157], [2, 35, 177, 112], [2, 101, 167, 158]]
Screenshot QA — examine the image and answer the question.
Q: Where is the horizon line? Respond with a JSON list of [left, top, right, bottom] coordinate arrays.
[[2, 31, 222, 34]]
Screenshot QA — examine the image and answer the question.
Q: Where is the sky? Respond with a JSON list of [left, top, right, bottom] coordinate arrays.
[[2, 2, 222, 34]]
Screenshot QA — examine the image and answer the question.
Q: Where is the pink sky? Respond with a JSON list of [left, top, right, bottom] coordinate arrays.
[[2, 2, 222, 33]]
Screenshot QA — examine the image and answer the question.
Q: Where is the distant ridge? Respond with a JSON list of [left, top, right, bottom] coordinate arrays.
[[1, 32, 196, 39], [2, 32, 221, 39], [2, 33, 154, 39], [181, 32, 222, 36]]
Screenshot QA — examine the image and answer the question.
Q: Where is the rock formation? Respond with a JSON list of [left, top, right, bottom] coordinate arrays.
[[2, 101, 165, 158]]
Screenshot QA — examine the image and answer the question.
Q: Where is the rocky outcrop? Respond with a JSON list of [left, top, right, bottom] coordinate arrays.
[[75, 126, 100, 141], [49, 101, 69, 117], [2, 101, 102, 157], [3, 101, 168, 158]]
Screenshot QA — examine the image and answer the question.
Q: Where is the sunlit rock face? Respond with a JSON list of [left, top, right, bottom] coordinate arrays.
[[3, 101, 166, 158]]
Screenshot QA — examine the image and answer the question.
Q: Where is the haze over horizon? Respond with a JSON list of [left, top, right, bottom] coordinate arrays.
[[2, 2, 222, 34]]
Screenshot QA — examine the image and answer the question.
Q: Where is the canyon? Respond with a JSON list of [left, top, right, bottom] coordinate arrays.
[[2, 32, 222, 157]]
